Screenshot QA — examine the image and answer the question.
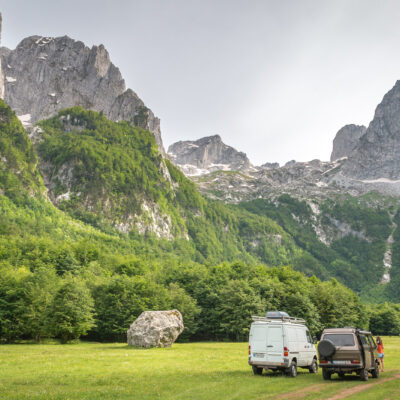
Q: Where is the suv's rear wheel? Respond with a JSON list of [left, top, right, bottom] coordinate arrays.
[[309, 359, 318, 373], [322, 369, 331, 380], [360, 368, 369, 381], [252, 365, 263, 375], [286, 361, 297, 377], [371, 363, 379, 379]]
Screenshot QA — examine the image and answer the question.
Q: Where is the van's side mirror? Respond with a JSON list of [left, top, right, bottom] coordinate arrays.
[[313, 336, 318, 344]]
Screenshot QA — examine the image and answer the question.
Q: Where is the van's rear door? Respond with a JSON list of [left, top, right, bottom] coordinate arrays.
[[250, 324, 267, 361], [265, 325, 283, 364]]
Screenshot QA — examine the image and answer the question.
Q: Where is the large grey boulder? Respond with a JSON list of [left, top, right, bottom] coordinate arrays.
[[127, 310, 184, 348]]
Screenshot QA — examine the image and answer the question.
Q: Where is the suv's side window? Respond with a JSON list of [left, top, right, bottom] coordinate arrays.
[[306, 330, 313, 344], [360, 335, 369, 348], [367, 335, 376, 349]]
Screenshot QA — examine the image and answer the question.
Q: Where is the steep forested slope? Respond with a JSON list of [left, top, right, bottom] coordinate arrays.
[[0, 99, 395, 343], [239, 195, 394, 296]]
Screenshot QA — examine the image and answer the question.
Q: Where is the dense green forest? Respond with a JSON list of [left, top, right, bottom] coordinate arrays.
[[240, 195, 392, 296], [1, 99, 399, 343]]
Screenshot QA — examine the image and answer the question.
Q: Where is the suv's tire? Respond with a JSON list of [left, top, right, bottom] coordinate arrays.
[[371, 362, 379, 379], [286, 361, 297, 377], [252, 365, 263, 375], [318, 340, 336, 357], [360, 368, 369, 381], [322, 369, 331, 380], [309, 359, 318, 373]]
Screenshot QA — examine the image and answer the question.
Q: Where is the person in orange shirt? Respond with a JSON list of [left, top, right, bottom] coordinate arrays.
[[376, 336, 384, 372]]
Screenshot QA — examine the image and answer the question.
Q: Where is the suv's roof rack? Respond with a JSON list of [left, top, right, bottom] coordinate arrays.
[[251, 315, 306, 325]]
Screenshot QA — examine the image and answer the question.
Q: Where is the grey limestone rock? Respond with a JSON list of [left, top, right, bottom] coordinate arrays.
[[342, 80, 400, 180], [259, 162, 280, 170], [127, 310, 184, 348], [168, 134, 253, 175], [330, 124, 366, 162], [0, 34, 164, 153]]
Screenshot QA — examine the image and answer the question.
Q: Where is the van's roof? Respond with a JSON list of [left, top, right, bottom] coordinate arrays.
[[251, 320, 306, 327]]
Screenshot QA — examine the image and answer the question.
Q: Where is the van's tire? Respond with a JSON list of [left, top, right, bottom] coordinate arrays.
[[322, 369, 331, 380], [318, 340, 336, 357], [286, 361, 297, 377], [360, 368, 369, 381], [309, 359, 318, 373], [252, 366, 263, 375], [371, 363, 379, 379]]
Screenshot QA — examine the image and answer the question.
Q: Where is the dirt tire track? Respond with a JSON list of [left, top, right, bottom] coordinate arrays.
[[326, 372, 400, 400], [274, 384, 327, 399]]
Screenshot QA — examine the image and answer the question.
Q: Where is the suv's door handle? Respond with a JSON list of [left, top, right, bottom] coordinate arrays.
[[267, 345, 273, 347]]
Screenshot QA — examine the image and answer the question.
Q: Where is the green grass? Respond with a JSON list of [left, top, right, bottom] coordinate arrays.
[[0, 337, 399, 399]]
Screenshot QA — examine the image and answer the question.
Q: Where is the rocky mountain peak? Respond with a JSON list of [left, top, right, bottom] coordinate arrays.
[[0, 33, 164, 153], [342, 80, 400, 180], [330, 124, 366, 162], [168, 135, 253, 176]]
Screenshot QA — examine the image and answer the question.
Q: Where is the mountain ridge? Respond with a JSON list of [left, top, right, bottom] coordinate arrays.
[[0, 34, 164, 153]]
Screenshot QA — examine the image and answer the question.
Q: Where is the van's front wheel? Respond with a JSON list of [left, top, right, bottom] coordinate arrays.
[[309, 359, 318, 373], [286, 361, 297, 377], [252, 365, 263, 375]]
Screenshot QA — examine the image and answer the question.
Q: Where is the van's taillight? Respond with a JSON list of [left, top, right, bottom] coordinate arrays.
[[351, 360, 360, 364], [249, 345, 251, 355], [320, 360, 328, 364], [284, 347, 289, 356]]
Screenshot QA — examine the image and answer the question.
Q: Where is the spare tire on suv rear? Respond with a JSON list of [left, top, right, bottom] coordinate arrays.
[[318, 339, 336, 357]]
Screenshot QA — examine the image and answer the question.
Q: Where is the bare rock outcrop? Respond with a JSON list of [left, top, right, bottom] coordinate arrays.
[[342, 80, 400, 179], [330, 124, 366, 162], [127, 310, 184, 348], [0, 34, 164, 153], [168, 134, 253, 176]]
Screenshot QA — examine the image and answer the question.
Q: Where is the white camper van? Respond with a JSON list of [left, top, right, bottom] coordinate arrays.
[[248, 311, 318, 377]]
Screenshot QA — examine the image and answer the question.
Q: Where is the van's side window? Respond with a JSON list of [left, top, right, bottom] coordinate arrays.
[[306, 330, 313, 344]]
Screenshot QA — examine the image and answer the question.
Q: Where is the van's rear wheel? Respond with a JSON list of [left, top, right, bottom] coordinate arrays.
[[252, 365, 263, 375], [322, 369, 331, 380], [309, 359, 318, 373], [286, 361, 297, 377], [360, 368, 369, 381]]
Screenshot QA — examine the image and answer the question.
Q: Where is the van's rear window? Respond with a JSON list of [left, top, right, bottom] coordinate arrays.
[[323, 334, 355, 346]]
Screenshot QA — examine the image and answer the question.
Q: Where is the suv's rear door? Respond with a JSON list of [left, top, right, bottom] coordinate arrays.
[[367, 335, 378, 365], [266, 325, 283, 364], [359, 334, 372, 369]]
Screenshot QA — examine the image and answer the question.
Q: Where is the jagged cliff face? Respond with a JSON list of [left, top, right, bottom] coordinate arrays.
[[168, 135, 253, 175], [342, 80, 400, 180], [169, 78, 400, 201], [330, 124, 366, 162], [0, 35, 164, 153]]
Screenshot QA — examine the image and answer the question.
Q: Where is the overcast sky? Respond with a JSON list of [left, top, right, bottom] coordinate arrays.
[[1, 0, 400, 165]]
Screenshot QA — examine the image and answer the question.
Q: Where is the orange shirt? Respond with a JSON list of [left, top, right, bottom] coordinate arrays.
[[377, 343, 384, 354]]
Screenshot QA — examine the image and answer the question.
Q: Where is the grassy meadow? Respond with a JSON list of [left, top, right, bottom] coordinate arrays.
[[0, 337, 399, 400]]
